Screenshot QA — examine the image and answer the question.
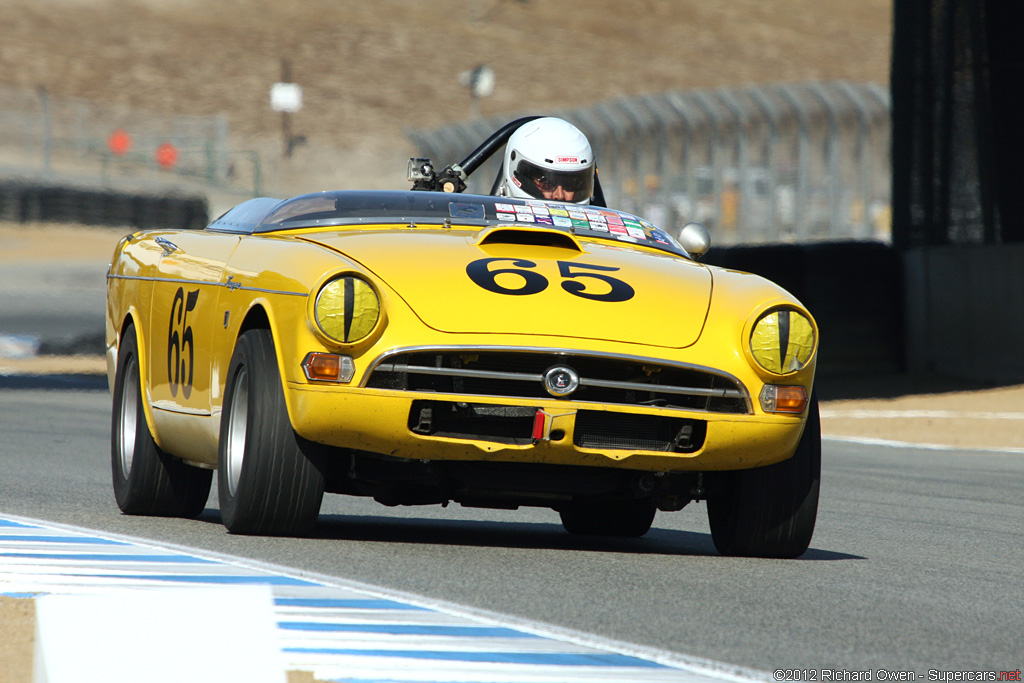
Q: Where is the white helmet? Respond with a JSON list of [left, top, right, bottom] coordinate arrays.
[[500, 117, 594, 204]]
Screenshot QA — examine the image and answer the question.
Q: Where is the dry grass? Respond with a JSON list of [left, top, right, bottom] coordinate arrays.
[[0, 0, 892, 192], [0, 597, 34, 683]]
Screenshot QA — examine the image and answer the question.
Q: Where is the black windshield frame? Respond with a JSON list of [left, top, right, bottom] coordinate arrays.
[[206, 190, 690, 258]]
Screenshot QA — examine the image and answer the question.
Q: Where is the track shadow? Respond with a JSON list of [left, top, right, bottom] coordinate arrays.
[[196, 509, 863, 560]]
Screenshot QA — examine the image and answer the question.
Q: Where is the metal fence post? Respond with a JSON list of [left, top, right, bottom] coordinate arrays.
[[808, 83, 843, 238], [748, 86, 781, 241], [778, 84, 812, 241], [837, 81, 874, 238]]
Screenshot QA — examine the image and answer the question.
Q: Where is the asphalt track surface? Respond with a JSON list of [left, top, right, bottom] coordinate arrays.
[[1, 378, 1023, 676]]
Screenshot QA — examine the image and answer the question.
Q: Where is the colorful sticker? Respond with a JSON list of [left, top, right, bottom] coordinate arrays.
[[516, 213, 536, 223], [649, 228, 671, 244], [535, 215, 554, 225], [609, 223, 628, 235], [497, 212, 517, 221], [549, 208, 569, 217], [568, 210, 588, 221], [587, 222, 609, 232], [606, 215, 623, 225], [515, 205, 534, 214], [626, 226, 646, 239], [531, 205, 550, 216], [571, 219, 590, 229], [495, 202, 515, 213], [552, 216, 573, 228]]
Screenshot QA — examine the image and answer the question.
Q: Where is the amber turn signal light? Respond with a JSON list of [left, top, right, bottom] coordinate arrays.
[[302, 353, 354, 383], [759, 385, 808, 414]]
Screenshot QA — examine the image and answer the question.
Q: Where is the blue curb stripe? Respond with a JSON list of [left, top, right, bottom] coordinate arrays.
[[0, 553, 215, 563], [113, 573, 321, 586], [274, 597, 429, 611], [0, 520, 39, 529], [278, 622, 539, 638], [283, 647, 668, 667], [0, 535, 128, 545]]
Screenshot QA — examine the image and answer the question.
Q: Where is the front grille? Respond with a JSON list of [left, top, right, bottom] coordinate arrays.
[[573, 410, 706, 453], [367, 349, 749, 414]]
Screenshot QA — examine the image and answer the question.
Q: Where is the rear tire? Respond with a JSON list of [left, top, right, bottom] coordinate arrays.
[[217, 328, 325, 536], [707, 394, 821, 558], [559, 499, 657, 537], [111, 325, 212, 517]]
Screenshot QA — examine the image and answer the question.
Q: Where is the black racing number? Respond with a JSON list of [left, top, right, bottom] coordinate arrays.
[[466, 258, 635, 302], [466, 258, 548, 296], [168, 287, 200, 398], [557, 261, 635, 302]]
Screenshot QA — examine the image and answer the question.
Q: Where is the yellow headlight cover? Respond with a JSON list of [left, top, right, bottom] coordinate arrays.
[[315, 276, 380, 344], [750, 308, 815, 374]]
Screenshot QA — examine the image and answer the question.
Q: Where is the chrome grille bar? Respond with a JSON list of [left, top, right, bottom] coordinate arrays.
[[579, 377, 742, 398], [374, 363, 544, 383], [372, 361, 744, 401]]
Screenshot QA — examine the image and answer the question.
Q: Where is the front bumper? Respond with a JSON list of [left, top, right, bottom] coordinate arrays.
[[286, 384, 806, 472]]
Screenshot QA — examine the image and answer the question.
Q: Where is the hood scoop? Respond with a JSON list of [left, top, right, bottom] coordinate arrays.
[[477, 226, 582, 252]]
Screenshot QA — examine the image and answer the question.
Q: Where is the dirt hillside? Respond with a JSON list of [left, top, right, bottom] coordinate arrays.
[[0, 0, 893, 193]]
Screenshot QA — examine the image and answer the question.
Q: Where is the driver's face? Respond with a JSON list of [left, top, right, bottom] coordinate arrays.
[[542, 185, 575, 201], [534, 176, 575, 201]]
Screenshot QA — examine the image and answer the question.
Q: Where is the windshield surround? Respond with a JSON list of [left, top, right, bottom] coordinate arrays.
[[228, 190, 688, 258]]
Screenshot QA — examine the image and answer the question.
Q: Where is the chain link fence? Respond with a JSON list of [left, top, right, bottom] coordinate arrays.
[[0, 86, 263, 196], [408, 80, 892, 246]]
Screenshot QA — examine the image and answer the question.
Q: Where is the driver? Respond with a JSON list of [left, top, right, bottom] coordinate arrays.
[[498, 117, 595, 204]]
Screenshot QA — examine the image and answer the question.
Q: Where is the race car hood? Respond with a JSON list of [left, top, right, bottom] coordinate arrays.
[[301, 226, 712, 349]]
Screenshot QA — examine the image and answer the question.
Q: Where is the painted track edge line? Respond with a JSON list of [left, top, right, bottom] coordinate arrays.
[[0, 512, 771, 683], [824, 435, 1024, 454]]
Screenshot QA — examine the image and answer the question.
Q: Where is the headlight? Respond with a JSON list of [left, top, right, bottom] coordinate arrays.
[[314, 275, 380, 344], [749, 308, 815, 374]]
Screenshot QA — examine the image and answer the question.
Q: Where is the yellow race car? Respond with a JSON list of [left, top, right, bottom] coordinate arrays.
[[106, 118, 820, 557]]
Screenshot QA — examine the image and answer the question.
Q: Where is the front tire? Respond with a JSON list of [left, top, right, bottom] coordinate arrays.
[[111, 325, 212, 517], [707, 393, 821, 558], [217, 328, 325, 536], [559, 499, 657, 537]]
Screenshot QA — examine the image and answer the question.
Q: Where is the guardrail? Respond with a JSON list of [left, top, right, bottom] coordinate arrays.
[[407, 81, 892, 246]]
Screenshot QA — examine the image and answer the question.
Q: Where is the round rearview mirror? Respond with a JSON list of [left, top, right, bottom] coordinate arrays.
[[678, 222, 711, 259]]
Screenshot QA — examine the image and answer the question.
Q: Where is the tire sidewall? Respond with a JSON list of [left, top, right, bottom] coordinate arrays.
[[111, 326, 147, 510], [217, 332, 254, 528]]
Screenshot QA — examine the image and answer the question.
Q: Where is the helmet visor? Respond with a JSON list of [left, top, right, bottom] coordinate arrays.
[[513, 159, 594, 201]]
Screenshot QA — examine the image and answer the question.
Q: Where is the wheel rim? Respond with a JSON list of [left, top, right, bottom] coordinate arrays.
[[225, 367, 249, 498], [118, 353, 139, 477]]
